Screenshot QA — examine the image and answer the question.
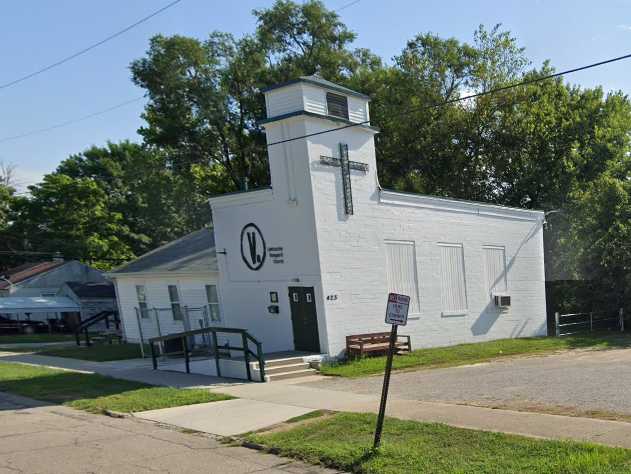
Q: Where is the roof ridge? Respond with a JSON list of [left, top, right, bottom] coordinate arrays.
[[112, 227, 211, 273]]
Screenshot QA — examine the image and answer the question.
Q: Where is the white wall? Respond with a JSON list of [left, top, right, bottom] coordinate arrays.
[[212, 85, 547, 358], [210, 115, 328, 353], [113, 273, 219, 343], [301, 118, 547, 356]]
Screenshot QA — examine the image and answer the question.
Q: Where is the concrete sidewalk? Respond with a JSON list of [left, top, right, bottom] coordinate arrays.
[[6, 351, 631, 448], [0, 391, 339, 474], [208, 381, 631, 448]]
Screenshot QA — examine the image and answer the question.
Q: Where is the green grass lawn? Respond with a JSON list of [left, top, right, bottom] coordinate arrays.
[[247, 412, 631, 474], [0, 333, 76, 345], [321, 333, 631, 377], [38, 343, 149, 361], [0, 361, 232, 413]]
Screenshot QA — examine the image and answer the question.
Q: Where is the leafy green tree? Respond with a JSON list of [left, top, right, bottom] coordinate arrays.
[[8, 174, 135, 269], [130, 0, 380, 196]]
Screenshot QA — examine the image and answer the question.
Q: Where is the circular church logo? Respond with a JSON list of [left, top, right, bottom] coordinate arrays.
[[240, 223, 266, 271]]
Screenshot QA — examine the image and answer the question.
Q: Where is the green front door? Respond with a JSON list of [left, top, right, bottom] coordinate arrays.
[[288, 286, 320, 353]]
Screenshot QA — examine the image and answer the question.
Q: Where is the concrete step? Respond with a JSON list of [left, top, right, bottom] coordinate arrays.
[[253, 356, 306, 369], [266, 368, 318, 382], [263, 362, 311, 375]]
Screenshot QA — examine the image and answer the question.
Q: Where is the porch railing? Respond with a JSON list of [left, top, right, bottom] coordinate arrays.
[[554, 308, 624, 336], [148, 326, 266, 382], [133, 304, 220, 357], [74, 310, 120, 346]]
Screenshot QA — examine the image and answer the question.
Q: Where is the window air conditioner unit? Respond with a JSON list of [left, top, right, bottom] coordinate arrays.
[[493, 294, 511, 307]]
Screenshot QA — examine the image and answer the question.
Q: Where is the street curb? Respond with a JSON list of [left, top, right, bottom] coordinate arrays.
[[103, 409, 128, 418]]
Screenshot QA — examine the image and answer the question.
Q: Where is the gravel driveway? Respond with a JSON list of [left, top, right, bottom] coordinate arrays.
[[303, 348, 631, 417]]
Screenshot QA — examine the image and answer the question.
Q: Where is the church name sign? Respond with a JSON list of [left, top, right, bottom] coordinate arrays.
[[240, 223, 285, 270]]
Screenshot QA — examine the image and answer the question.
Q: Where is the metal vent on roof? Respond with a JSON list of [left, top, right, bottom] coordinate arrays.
[[326, 92, 349, 120]]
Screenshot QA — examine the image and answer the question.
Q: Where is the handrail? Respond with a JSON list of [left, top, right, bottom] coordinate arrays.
[[74, 310, 120, 346], [148, 326, 266, 382]]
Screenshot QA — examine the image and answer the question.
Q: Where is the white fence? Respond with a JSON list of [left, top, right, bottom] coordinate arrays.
[[554, 308, 625, 337]]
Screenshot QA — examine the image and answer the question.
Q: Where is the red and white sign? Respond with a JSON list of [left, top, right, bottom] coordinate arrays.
[[385, 293, 410, 326]]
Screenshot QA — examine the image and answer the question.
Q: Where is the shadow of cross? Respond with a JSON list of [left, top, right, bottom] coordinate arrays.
[[320, 143, 369, 215]]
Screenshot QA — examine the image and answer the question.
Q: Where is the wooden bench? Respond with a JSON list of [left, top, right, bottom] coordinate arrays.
[[346, 332, 411, 359]]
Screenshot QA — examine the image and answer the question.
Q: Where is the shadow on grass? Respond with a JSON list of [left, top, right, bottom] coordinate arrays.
[[561, 332, 631, 350], [321, 333, 631, 378], [0, 365, 148, 410]]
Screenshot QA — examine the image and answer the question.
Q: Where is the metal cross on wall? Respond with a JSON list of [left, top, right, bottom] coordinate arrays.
[[320, 143, 369, 215]]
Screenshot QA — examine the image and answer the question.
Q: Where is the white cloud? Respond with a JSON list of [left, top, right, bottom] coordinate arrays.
[[616, 24, 631, 31]]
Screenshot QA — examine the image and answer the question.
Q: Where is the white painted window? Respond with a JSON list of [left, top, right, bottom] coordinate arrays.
[[135, 285, 149, 318], [483, 245, 508, 296], [168, 285, 183, 321], [438, 243, 468, 315], [205, 285, 221, 322], [384, 240, 420, 314]]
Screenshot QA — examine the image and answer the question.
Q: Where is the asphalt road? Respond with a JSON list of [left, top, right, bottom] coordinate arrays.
[[304, 348, 631, 416], [0, 392, 337, 474]]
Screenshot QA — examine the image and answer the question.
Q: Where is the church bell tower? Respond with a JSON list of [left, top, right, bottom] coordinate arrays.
[[260, 74, 379, 217]]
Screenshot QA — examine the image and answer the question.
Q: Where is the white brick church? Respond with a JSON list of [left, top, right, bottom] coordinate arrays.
[[114, 75, 547, 357]]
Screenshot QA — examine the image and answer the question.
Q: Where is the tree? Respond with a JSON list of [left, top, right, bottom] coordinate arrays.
[[8, 174, 135, 269], [1, 142, 215, 270], [130, 0, 380, 198], [0, 162, 16, 231]]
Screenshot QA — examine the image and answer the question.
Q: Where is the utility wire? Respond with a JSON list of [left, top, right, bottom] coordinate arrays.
[[266, 51, 631, 148], [0, 0, 184, 90], [335, 0, 362, 12], [0, 95, 144, 144]]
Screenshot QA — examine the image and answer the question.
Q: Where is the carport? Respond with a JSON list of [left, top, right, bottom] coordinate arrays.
[[0, 296, 80, 315], [0, 296, 80, 332]]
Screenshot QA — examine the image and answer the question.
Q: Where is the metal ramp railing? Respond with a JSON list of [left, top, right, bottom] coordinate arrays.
[[148, 326, 266, 382], [74, 310, 120, 346]]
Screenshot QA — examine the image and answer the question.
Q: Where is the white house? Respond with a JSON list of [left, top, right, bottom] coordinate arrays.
[[0, 260, 112, 326], [115, 75, 547, 359], [110, 228, 222, 343]]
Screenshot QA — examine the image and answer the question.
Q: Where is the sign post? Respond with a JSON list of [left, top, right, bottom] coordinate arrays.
[[373, 293, 410, 450]]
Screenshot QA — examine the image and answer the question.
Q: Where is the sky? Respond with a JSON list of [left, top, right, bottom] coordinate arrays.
[[2, 0, 631, 191]]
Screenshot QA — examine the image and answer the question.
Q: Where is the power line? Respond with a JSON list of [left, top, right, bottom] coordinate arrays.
[[0, 96, 144, 144], [335, 0, 362, 12], [0, 0, 184, 90], [0, 250, 128, 263], [266, 51, 631, 148]]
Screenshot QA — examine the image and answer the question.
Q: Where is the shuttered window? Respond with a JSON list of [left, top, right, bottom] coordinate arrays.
[[385, 240, 420, 313], [168, 285, 183, 321], [483, 246, 507, 296], [326, 92, 349, 119], [438, 243, 468, 315]]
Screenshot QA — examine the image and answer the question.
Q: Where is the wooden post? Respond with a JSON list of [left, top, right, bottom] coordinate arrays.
[[620, 308, 625, 332], [589, 312, 593, 332], [242, 332, 252, 381], [555, 312, 560, 337], [150, 342, 157, 370], [212, 330, 221, 377], [183, 336, 190, 374], [256, 341, 266, 382]]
